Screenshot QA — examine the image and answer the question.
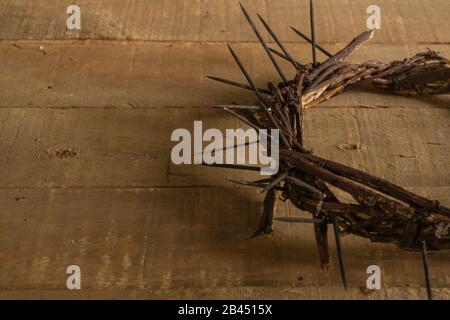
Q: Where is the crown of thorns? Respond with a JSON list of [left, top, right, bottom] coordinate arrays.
[[204, 2, 450, 299]]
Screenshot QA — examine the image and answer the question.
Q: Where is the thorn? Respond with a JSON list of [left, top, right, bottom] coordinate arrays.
[[251, 188, 276, 238], [202, 163, 261, 171], [222, 107, 278, 144], [226, 44, 291, 148], [230, 178, 271, 185], [229, 179, 265, 187], [421, 241, 433, 300], [310, 0, 317, 65], [264, 172, 289, 192], [285, 176, 322, 195], [229, 179, 273, 190], [268, 48, 302, 67], [212, 104, 261, 110], [195, 138, 259, 157], [275, 217, 324, 224], [239, 3, 289, 85], [333, 216, 347, 290], [222, 107, 260, 131], [290, 26, 333, 58], [225, 44, 268, 108], [257, 14, 302, 69], [207, 76, 272, 95]]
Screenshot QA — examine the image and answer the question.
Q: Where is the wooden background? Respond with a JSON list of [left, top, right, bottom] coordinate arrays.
[[0, 0, 449, 299]]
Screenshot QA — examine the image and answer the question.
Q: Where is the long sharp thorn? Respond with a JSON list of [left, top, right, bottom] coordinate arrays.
[[239, 3, 288, 85], [196, 139, 260, 157], [229, 180, 285, 192], [226, 45, 269, 109], [290, 26, 333, 58], [229, 179, 274, 189], [257, 14, 302, 69], [207, 76, 272, 95], [264, 172, 289, 192], [223, 107, 260, 131], [310, 0, 317, 65], [421, 241, 433, 300], [333, 216, 347, 290], [269, 48, 300, 65], [286, 176, 322, 195], [202, 163, 261, 172], [226, 44, 291, 148], [229, 179, 266, 188], [275, 217, 324, 224], [212, 104, 261, 110], [223, 107, 279, 144], [230, 178, 271, 185]]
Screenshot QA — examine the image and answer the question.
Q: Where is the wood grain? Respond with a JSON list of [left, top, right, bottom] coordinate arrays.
[[0, 0, 449, 44], [0, 107, 448, 189], [0, 42, 449, 108], [0, 0, 449, 299]]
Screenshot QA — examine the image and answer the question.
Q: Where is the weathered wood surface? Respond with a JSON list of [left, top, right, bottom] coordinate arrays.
[[0, 106, 448, 188], [0, 0, 449, 299], [1, 0, 449, 44], [1, 42, 449, 108]]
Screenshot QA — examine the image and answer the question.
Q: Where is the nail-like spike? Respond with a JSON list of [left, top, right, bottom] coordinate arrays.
[[212, 104, 261, 110], [264, 172, 289, 192], [229, 179, 266, 188], [257, 14, 302, 69], [268, 48, 302, 67], [202, 163, 261, 171], [207, 75, 272, 95], [196, 139, 260, 157], [225, 45, 269, 109], [223, 107, 279, 144], [290, 26, 333, 58], [226, 44, 291, 148], [239, 3, 288, 85], [310, 0, 317, 65], [286, 176, 323, 195], [275, 217, 324, 224], [333, 216, 347, 290], [230, 178, 271, 185], [421, 241, 433, 300], [228, 179, 279, 190], [223, 107, 260, 131]]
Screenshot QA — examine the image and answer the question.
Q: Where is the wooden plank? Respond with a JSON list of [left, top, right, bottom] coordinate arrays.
[[1, 0, 449, 300], [1, 286, 450, 300], [0, 107, 448, 190], [0, 187, 448, 298], [0, 0, 449, 44], [0, 42, 449, 108]]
